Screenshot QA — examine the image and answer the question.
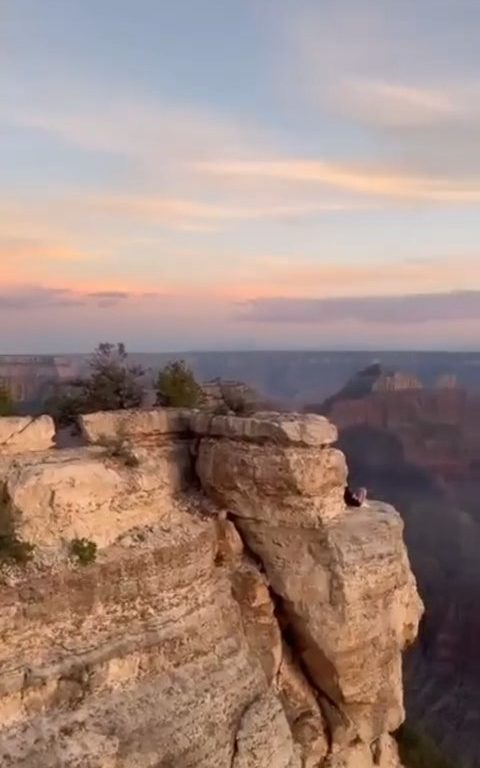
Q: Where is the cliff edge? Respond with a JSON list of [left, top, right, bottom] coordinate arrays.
[[0, 410, 423, 768]]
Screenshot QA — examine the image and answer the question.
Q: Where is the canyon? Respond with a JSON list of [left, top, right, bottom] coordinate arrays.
[[3, 351, 480, 413], [0, 408, 422, 767]]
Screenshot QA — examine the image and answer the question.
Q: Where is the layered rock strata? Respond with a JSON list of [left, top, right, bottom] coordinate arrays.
[[0, 410, 423, 767]]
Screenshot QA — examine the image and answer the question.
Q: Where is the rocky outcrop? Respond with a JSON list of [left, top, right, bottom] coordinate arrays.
[[0, 409, 422, 767], [0, 415, 55, 455], [321, 365, 423, 414]]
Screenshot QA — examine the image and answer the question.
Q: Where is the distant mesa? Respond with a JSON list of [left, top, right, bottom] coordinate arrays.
[[355, 363, 423, 394], [312, 362, 475, 488], [321, 363, 423, 412]]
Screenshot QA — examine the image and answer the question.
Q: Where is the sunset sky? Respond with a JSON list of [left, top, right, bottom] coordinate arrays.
[[1, 0, 480, 351]]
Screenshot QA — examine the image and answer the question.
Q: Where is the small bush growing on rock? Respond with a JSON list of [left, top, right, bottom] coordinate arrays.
[[98, 428, 140, 468], [156, 360, 204, 408], [396, 724, 457, 768], [69, 538, 97, 566], [0, 534, 35, 565]]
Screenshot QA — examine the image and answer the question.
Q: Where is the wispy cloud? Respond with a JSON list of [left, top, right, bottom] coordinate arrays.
[[86, 194, 357, 230], [200, 159, 480, 203], [281, 1, 480, 179], [222, 255, 480, 299], [7, 101, 266, 167], [337, 79, 462, 127], [0, 237, 86, 263], [239, 291, 480, 325], [86, 290, 129, 300], [1, 253, 477, 309], [0, 285, 160, 310], [0, 286, 85, 310]]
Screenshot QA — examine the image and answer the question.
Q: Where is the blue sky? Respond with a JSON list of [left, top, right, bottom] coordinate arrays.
[[1, 0, 480, 351]]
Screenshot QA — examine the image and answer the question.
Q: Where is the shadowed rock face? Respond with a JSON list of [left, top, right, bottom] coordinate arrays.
[[0, 409, 422, 768], [327, 386, 480, 482]]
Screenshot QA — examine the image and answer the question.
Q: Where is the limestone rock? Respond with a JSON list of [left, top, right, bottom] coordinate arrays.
[[192, 411, 338, 446], [0, 415, 54, 454], [277, 646, 329, 766], [79, 407, 192, 444], [194, 408, 421, 745], [326, 742, 379, 768], [1, 443, 191, 551], [231, 561, 282, 685], [372, 734, 404, 768], [0, 505, 270, 767], [232, 692, 301, 768], [237, 503, 423, 742], [0, 407, 422, 767], [326, 734, 403, 768], [197, 439, 347, 525], [215, 517, 244, 563]]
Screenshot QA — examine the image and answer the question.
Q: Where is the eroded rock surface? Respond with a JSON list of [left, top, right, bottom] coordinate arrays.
[[0, 409, 422, 767], [0, 415, 54, 454]]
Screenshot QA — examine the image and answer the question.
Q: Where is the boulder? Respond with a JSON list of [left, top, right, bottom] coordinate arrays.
[[191, 411, 338, 446], [79, 408, 192, 444], [0, 415, 54, 454], [197, 439, 347, 525]]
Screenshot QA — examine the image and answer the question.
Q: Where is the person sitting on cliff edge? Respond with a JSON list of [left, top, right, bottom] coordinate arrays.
[[344, 485, 367, 508]]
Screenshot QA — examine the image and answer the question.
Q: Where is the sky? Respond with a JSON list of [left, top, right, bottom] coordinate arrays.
[[1, 0, 480, 352]]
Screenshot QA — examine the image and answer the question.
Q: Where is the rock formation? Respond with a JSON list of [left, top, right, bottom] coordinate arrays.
[[0, 409, 423, 767], [321, 365, 423, 415]]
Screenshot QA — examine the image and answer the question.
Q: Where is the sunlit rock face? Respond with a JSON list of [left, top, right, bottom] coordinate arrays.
[[0, 408, 422, 767], [0, 415, 55, 455]]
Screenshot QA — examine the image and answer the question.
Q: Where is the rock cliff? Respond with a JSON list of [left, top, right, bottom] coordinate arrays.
[[0, 409, 423, 768]]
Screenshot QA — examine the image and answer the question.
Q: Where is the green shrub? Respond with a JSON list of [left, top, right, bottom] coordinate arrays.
[[156, 360, 204, 408], [69, 538, 97, 566], [0, 534, 34, 565], [396, 724, 457, 768], [47, 342, 145, 426]]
